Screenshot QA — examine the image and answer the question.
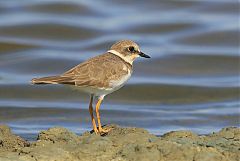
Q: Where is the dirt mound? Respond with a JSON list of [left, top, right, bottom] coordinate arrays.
[[0, 124, 239, 161]]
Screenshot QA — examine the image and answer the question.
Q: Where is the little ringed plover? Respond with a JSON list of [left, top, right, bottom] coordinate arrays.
[[31, 40, 150, 135]]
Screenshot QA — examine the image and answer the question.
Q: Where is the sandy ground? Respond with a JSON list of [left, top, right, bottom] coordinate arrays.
[[0, 124, 239, 161]]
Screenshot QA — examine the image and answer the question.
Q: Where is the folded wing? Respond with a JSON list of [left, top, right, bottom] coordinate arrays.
[[31, 53, 129, 88]]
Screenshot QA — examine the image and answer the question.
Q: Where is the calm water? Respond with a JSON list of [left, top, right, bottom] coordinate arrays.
[[0, 0, 239, 140]]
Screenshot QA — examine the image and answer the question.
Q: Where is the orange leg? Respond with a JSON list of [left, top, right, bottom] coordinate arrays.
[[88, 94, 98, 134], [95, 97, 112, 134]]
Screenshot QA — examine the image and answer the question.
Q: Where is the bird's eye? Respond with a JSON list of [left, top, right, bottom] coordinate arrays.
[[128, 46, 135, 52]]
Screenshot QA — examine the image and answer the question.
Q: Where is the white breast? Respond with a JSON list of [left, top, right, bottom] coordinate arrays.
[[109, 68, 132, 90]]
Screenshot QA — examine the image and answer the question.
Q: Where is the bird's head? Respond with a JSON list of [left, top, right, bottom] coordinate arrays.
[[108, 40, 150, 65]]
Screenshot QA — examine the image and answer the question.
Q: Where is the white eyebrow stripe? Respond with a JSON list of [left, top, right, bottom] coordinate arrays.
[[107, 50, 132, 65]]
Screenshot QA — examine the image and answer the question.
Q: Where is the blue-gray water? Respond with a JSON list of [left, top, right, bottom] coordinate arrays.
[[0, 0, 239, 140]]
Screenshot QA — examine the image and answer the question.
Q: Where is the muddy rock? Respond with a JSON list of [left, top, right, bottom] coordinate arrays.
[[0, 124, 239, 161], [37, 126, 80, 143], [0, 125, 29, 151]]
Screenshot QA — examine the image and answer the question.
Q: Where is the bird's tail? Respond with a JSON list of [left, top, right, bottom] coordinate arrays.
[[31, 75, 75, 85]]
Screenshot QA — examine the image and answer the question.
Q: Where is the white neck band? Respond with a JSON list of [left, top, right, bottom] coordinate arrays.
[[108, 50, 132, 65]]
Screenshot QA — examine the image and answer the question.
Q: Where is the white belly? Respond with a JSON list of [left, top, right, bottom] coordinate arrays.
[[69, 70, 131, 97], [69, 85, 114, 96]]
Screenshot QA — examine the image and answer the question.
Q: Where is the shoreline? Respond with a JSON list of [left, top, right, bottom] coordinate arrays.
[[0, 124, 239, 161]]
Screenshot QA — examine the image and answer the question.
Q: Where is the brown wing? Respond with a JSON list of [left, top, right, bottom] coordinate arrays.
[[31, 75, 75, 85], [62, 53, 130, 88]]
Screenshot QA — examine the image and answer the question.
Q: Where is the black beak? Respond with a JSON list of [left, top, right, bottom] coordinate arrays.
[[139, 52, 151, 58]]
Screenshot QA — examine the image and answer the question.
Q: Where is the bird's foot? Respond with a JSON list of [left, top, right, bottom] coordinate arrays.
[[93, 127, 99, 134], [98, 126, 113, 136]]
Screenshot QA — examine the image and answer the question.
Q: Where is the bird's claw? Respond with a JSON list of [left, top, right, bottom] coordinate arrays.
[[98, 127, 113, 136]]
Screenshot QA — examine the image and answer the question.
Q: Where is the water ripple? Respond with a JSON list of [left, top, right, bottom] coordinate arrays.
[[0, 0, 239, 136]]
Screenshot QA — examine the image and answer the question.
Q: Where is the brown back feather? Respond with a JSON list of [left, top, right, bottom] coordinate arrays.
[[61, 53, 132, 88]]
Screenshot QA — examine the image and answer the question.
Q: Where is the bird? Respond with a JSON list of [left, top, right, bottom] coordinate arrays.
[[31, 40, 150, 135]]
